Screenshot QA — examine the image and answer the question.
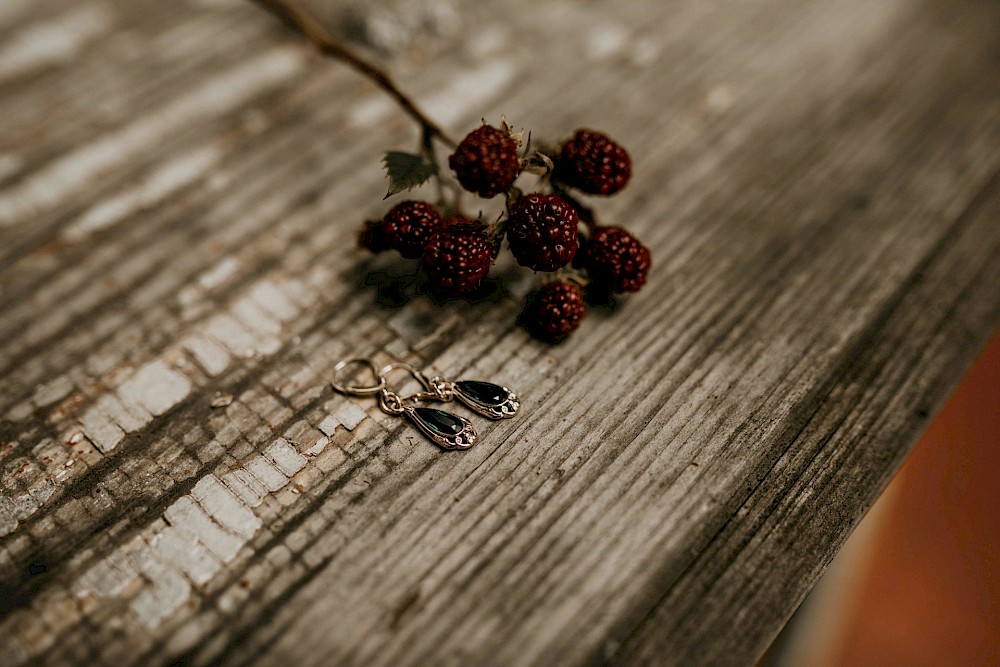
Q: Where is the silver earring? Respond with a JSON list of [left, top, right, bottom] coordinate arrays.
[[380, 362, 520, 421], [331, 357, 477, 451]]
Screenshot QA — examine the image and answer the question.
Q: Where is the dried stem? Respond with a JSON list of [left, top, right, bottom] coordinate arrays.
[[250, 0, 457, 148], [551, 182, 598, 230]]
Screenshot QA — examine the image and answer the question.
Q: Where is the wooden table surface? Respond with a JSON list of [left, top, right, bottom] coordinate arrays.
[[1, 0, 998, 664]]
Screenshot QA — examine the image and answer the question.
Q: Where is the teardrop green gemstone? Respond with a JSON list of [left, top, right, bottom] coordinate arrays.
[[456, 380, 507, 406], [413, 407, 465, 436]]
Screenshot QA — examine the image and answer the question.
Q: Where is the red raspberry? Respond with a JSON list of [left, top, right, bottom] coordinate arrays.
[[528, 280, 586, 341], [448, 125, 521, 198], [555, 129, 632, 196], [506, 194, 580, 272], [422, 222, 493, 296], [575, 226, 651, 293], [381, 200, 443, 259]]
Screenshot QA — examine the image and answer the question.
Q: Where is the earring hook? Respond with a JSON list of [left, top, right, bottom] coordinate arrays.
[[331, 356, 385, 396], [379, 362, 445, 403]]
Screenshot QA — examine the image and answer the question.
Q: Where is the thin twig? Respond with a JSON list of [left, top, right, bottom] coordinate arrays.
[[250, 0, 457, 147]]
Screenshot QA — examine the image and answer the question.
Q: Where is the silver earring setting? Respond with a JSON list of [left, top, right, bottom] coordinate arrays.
[[395, 364, 520, 421], [331, 357, 519, 451]]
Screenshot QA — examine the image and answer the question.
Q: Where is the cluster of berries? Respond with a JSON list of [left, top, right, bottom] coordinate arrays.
[[359, 121, 651, 341]]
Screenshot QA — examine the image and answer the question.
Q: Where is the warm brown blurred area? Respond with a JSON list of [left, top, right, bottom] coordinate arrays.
[[827, 328, 1000, 666], [776, 330, 1000, 666]]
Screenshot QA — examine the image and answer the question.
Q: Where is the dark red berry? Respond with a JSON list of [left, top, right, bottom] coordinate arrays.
[[576, 226, 651, 293], [358, 219, 390, 253], [506, 194, 580, 272], [555, 129, 632, 196], [448, 125, 521, 198], [381, 200, 443, 259], [529, 280, 586, 341], [422, 223, 493, 296]]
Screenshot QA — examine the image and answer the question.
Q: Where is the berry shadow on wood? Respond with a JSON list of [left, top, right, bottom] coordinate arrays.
[[350, 252, 516, 311]]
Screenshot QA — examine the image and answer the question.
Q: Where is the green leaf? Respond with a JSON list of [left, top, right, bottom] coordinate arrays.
[[382, 151, 438, 199]]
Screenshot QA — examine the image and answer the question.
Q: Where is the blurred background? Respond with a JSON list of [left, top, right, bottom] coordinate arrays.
[[764, 331, 1000, 666]]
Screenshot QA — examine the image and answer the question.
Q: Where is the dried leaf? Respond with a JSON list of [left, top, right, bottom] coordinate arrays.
[[522, 151, 554, 175], [382, 151, 438, 199], [499, 114, 525, 150]]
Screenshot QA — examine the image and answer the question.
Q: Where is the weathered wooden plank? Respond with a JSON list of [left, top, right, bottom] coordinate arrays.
[[0, 0, 998, 665], [616, 171, 1000, 665]]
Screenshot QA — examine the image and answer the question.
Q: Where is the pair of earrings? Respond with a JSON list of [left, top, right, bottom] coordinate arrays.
[[330, 357, 520, 450]]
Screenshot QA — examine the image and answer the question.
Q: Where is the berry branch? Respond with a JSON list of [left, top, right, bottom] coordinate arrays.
[[251, 0, 650, 342], [250, 0, 456, 147]]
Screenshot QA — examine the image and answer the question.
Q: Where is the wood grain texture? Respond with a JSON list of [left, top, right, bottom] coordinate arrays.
[[1, 0, 998, 665]]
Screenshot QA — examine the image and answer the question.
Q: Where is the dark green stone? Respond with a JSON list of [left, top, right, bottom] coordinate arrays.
[[456, 380, 507, 406], [413, 407, 464, 436]]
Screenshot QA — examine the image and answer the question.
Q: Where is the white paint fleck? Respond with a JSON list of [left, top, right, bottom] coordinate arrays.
[[264, 438, 307, 477], [76, 553, 138, 598], [164, 495, 244, 563], [335, 402, 368, 431], [198, 256, 240, 291], [221, 469, 266, 508], [303, 436, 330, 457], [95, 392, 152, 432], [243, 455, 288, 493], [182, 334, 231, 377], [254, 336, 282, 357], [317, 415, 339, 437], [248, 280, 299, 321], [204, 313, 259, 357], [0, 5, 114, 84], [148, 525, 221, 586], [232, 296, 281, 336], [79, 405, 125, 454], [191, 474, 261, 539], [118, 360, 192, 416], [177, 285, 201, 307], [277, 278, 313, 309], [126, 537, 191, 629]]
